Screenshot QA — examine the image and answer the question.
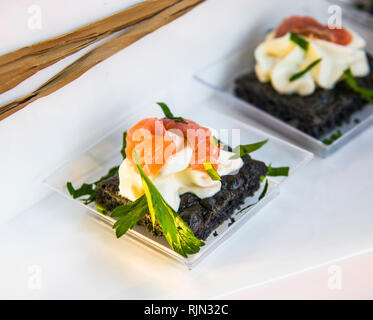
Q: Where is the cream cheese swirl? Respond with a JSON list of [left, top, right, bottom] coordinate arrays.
[[254, 30, 370, 96], [118, 129, 243, 211]]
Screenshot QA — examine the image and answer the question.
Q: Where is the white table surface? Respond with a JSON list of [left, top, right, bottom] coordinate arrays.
[[223, 249, 373, 300], [1, 0, 373, 299], [1, 96, 373, 299]]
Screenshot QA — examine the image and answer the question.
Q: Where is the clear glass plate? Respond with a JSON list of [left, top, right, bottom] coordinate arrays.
[[194, 41, 373, 158], [44, 103, 313, 269]]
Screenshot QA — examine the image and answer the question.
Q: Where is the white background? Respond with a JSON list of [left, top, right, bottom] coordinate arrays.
[[0, 0, 373, 299]]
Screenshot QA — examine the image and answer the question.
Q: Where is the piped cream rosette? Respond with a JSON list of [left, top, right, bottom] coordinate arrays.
[[254, 30, 370, 96]]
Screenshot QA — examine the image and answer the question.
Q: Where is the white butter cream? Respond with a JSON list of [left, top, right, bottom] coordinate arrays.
[[118, 129, 243, 211], [254, 30, 370, 96]]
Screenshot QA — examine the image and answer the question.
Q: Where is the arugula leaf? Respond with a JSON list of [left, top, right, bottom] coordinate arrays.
[[343, 69, 373, 103], [157, 102, 188, 124], [290, 32, 309, 51], [133, 150, 204, 257], [322, 130, 342, 145], [289, 58, 322, 82], [203, 162, 221, 181], [267, 165, 290, 177], [120, 131, 127, 160], [111, 195, 148, 238], [230, 139, 268, 159]]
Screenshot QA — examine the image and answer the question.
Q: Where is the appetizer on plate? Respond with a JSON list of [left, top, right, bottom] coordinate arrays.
[[67, 103, 289, 257], [234, 16, 373, 141]]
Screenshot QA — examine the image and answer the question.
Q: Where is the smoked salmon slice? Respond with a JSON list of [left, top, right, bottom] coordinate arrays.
[[275, 16, 352, 46], [125, 117, 221, 176], [162, 118, 220, 172], [125, 118, 176, 177]]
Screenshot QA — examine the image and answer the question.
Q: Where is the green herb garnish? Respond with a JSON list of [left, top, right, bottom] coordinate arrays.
[[343, 69, 373, 103], [66, 129, 128, 204], [236, 179, 269, 214], [111, 195, 148, 238], [67, 165, 119, 204], [212, 136, 221, 148], [289, 58, 322, 82], [235, 202, 255, 214], [110, 151, 205, 257], [96, 203, 108, 215], [67, 182, 96, 204], [133, 150, 204, 257], [267, 165, 290, 177], [203, 162, 221, 181], [157, 102, 188, 124], [230, 139, 268, 159], [322, 130, 342, 145], [236, 162, 289, 216], [120, 131, 127, 160], [258, 179, 269, 201], [290, 32, 309, 51]]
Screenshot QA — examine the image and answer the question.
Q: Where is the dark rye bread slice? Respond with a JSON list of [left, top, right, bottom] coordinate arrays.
[[96, 155, 267, 241], [234, 56, 373, 139]]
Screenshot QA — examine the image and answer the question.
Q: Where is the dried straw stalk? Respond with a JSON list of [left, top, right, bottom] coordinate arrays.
[[0, 0, 203, 121], [0, 0, 181, 94]]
